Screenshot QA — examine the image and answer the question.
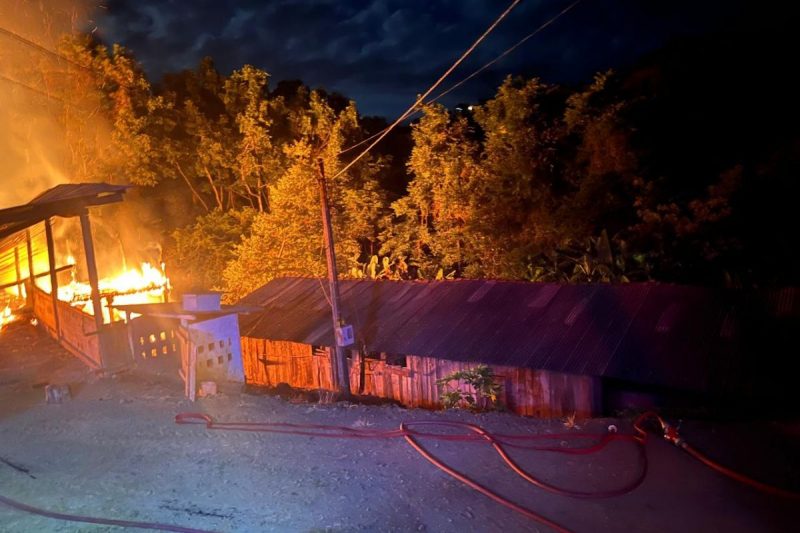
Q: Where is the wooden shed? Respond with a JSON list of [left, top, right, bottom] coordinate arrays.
[[0, 183, 133, 370], [237, 278, 764, 418]]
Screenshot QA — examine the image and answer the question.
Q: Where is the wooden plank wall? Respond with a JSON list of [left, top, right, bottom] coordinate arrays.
[[32, 285, 103, 368], [56, 298, 102, 368], [241, 337, 597, 418], [32, 285, 56, 336], [353, 355, 413, 405], [241, 337, 333, 390]]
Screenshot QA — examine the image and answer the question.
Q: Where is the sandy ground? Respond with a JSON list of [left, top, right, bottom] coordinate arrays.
[[1, 318, 799, 533]]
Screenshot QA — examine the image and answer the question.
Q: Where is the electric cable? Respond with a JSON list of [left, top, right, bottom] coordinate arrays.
[[0, 73, 69, 106], [428, 0, 582, 104], [329, 0, 523, 180], [337, 0, 583, 156], [0, 26, 93, 72]]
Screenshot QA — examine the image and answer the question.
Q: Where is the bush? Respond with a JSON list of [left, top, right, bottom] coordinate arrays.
[[436, 364, 503, 411]]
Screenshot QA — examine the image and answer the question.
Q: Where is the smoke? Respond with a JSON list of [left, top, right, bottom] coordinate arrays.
[[0, 1, 162, 280], [0, 0, 99, 208]]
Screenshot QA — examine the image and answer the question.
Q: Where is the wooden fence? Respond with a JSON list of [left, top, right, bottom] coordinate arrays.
[[241, 337, 598, 418]]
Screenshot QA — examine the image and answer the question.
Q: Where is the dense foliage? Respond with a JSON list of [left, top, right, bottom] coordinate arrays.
[[52, 25, 799, 298]]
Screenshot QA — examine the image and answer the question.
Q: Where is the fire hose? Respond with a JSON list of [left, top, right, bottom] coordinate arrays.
[[172, 411, 800, 532], [633, 411, 800, 501], [2, 411, 798, 533], [0, 493, 215, 533]]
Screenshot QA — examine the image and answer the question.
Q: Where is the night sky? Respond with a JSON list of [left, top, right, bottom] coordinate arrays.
[[93, 0, 756, 118]]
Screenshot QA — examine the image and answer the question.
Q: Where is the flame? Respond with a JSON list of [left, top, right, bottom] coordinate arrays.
[[58, 262, 170, 319], [1, 235, 170, 323], [1, 305, 13, 330]]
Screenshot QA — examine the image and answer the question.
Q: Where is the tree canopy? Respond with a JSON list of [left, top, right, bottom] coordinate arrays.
[[42, 26, 800, 298]]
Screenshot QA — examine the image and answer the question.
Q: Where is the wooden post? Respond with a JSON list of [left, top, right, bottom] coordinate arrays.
[[13, 246, 22, 298], [25, 229, 35, 307], [161, 263, 170, 303], [80, 212, 106, 367], [44, 218, 61, 338], [124, 310, 137, 362], [316, 158, 351, 398]]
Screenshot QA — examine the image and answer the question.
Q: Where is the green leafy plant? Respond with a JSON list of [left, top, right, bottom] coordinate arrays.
[[436, 364, 502, 411], [525, 230, 651, 284], [349, 255, 408, 280]]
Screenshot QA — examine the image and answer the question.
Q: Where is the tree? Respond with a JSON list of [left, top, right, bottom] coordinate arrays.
[[561, 70, 639, 237], [470, 76, 568, 278], [384, 77, 570, 280], [51, 36, 161, 187], [170, 208, 256, 292], [381, 103, 482, 278], [222, 90, 387, 301]]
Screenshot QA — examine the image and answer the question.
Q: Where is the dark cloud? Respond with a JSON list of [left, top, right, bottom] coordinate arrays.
[[92, 0, 755, 117]]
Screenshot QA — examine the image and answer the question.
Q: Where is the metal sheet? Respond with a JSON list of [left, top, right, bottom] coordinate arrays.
[[240, 277, 771, 392]]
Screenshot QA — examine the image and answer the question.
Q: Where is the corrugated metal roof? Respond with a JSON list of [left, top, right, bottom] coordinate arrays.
[[28, 183, 130, 205], [238, 278, 777, 391], [0, 183, 130, 241]]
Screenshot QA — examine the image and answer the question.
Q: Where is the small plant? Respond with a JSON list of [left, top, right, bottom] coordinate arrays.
[[436, 364, 502, 411], [351, 417, 374, 428], [563, 411, 580, 430], [318, 390, 336, 405]]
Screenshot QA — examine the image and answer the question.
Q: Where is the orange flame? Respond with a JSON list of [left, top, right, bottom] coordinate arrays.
[[59, 262, 170, 319], [0, 305, 13, 330]]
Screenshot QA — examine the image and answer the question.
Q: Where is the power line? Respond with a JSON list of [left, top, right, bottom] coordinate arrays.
[[337, 0, 582, 156], [0, 72, 68, 106], [0, 71, 100, 113], [429, 0, 582, 104], [0, 26, 92, 72], [0, 25, 101, 108], [329, 0, 523, 181]]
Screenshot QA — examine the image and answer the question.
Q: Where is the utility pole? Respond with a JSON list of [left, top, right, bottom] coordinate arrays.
[[317, 158, 352, 398]]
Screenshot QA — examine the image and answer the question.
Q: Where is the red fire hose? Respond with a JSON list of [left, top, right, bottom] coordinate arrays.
[[633, 411, 800, 501], [174, 413, 649, 533], [0, 492, 216, 533], [3, 411, 798, 533], [173, 411, 800, 533]]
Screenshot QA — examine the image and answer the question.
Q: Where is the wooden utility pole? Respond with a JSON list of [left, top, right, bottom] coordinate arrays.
[[317, 158, 352, 398]]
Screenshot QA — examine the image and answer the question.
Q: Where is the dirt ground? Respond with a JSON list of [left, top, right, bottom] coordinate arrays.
[[1, 318, 798, 533]]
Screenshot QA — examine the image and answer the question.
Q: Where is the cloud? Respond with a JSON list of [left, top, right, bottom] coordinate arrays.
[[93, 0, 751, 117]]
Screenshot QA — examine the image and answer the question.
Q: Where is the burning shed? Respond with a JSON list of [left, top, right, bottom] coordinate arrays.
[[238, 278, 757, 418], [0, 183, 169, 371]]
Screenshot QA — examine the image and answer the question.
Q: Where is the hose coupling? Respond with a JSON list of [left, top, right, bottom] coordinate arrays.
[[662, 423, 684, 447]]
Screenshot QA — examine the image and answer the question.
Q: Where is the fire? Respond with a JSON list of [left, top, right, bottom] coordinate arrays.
[[1, 233, 170, 323], [1, 305, 13, 331], [58, 262, 170, 319]]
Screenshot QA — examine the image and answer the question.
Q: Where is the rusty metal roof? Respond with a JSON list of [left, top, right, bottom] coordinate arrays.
[[238, 278, 761, 391], [0, 183, 130, 241]]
